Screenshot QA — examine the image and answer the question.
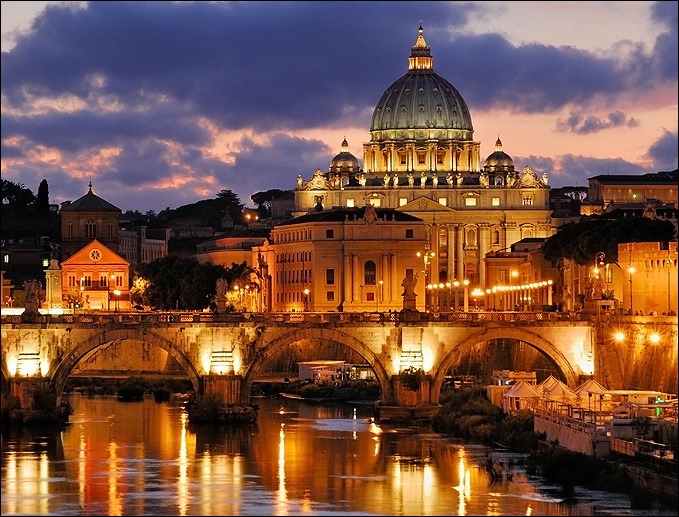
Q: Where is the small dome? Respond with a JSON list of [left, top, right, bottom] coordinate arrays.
[[483, 137, 515, 173], [329, 138, 361, 174]]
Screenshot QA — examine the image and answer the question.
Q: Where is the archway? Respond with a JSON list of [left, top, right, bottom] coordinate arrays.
[[50, 328, 202, 403], [242, 328, 394, 404], [430, 327, 578, 404]]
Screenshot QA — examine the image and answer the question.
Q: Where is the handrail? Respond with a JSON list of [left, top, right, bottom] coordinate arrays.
[[0, 310, 589, 326]]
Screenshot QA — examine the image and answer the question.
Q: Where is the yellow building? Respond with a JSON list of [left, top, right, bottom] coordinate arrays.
[[60, 240, 130, 311], [254, 206, 427, 312]]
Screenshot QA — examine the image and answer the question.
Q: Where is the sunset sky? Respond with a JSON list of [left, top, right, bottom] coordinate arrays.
[[2, 1, 677, 213]]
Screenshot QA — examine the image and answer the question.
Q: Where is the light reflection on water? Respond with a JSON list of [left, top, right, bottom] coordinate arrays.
[[1, 394, 675, 516]]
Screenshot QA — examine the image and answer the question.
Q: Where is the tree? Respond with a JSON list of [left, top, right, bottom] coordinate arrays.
[[36, 179, 50, 217], [1, 179, 36, 214], [251, 188, 293, 218], [131, 256, 255, 311], [543, 216, 676, 265]]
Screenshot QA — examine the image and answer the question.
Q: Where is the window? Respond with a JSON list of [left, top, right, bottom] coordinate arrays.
[[83, 275, 92, 287], [464, 197, 477, 206], [605, 267, 613, 284], [85, 220, 97, 238], [371, 198, 381, 207], [68, 275, 77, 287], [42, 258, 49, 267], [3, 254, 8, 264], [438, 197, 447, 206], [346, 198, 355, 207], [465, 228, 477, 246], [326, 229, 334, 238], [364, 261, 376, 285], [326, 291, 335, 301], [100, 275, 108, 287], [314, 195, 324, 209], [492, 197, 500, 206], [405, 229, 414, 239], [399, 198, 408, 207], [522, 194, 533, 206], [67, 223, 73, 238], [108, 222, 114, 237], [492, 230, 500, 245], [367, 292, 375, 302], [326, 269, 335, 285]]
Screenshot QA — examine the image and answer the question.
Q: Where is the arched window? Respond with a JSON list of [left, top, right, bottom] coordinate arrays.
[[85, 220, 97, 239], [364, 261, 376, 285], [492, 229, 500, 245], [465, 228, 477, 247]]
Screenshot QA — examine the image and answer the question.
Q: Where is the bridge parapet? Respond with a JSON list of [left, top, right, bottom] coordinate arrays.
[[1, 310, 588, 326]]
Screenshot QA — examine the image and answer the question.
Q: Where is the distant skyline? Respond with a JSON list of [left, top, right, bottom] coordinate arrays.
[[1, 1, 677, 213]]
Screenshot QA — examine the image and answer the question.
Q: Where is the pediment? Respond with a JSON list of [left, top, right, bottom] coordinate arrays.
[[397, 196, 457, 214], [62, 239, 130, 267]]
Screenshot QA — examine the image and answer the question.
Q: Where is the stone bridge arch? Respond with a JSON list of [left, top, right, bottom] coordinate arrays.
[[242, 327, 395, 404], [51, 328, 202, 402], [430, 326, 579, 404]]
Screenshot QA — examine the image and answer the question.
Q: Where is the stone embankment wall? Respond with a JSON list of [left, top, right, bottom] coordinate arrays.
[[533, 409, 610, 457]]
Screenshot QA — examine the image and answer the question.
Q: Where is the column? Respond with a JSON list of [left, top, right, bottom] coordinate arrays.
[[382, 253, 390, 304], [456, 225, 465, 280], [447, 225, 456, 281], [478, 223, 490, 288]]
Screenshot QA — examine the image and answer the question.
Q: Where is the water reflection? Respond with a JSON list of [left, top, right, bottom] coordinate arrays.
[[1, 394, 675, 516]]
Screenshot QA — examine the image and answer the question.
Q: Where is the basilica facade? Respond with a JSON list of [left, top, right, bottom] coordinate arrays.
[[283, 26, 554, 311]]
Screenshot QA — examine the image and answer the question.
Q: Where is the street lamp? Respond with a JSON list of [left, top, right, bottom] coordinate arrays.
[[377, 280, 383, 312], [417, 250, 435, 311], [303, 288, 310, 312], [628, 266, 635, 314], [471, 288, 484, 310], [463, 279, 470, 312], [453, 280, 460, 311], [113, 289, 120, 312], [108, 274, 115, 311]]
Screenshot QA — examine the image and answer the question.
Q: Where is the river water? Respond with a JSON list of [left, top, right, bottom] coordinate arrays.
[[1, 394, 675, 516]]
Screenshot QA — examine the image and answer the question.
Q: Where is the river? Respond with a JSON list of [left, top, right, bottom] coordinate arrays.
[[1, 393, 675, 516]]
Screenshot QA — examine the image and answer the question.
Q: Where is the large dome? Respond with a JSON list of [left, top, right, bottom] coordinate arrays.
[[369, 26, 473, 138]]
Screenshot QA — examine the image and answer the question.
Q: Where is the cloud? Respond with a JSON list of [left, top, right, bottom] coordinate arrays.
[[645, 130, 679, 171], [555, 110, 640, 135], [1, 1, 676, 211]]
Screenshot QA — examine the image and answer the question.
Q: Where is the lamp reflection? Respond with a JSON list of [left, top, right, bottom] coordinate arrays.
[[454, 451, 471, 516], [178, 411, 188, 516], [276, 423, 287, 514]]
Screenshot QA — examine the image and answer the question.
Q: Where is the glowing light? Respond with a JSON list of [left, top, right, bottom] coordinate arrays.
[[7, 355, 18, 376], [649, 333, 660, 344], [614, 332, 625, 342], [201, 352, 211, 374]]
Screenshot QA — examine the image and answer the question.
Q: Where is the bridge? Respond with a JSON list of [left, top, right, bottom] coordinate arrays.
[[2, 311, 677, 421]]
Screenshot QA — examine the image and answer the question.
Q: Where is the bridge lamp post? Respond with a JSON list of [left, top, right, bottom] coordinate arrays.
[[108, 274, 115, 311], [471, 288, 484, 310], [463, 279, 470, 312], [417, 250, 435, 312], [445, 282, 451, 311], [377, 280, 383, 312], [113, 289, 120, 312], [303, 288, 310, 312], [453, 281, 460, 311], [628, 266, 635, 314]]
